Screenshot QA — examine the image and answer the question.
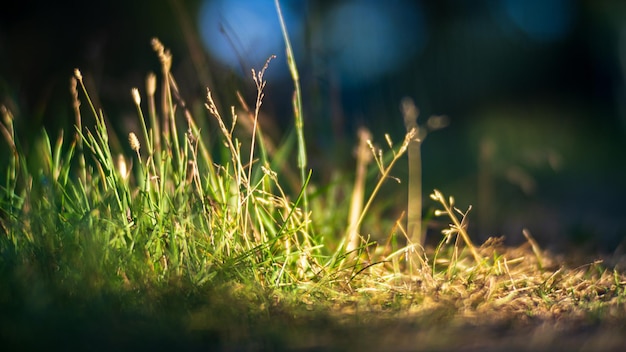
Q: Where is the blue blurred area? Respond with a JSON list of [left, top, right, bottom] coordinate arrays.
[[1, 0, 626, 253], [198, 0, 305, 80], [197, 0, 425, 85], [501, 0, 575, 42], [311, 0, 426, 87]]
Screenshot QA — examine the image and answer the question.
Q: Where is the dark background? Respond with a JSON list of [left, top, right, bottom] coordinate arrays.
[[1, 0, 625, 254]]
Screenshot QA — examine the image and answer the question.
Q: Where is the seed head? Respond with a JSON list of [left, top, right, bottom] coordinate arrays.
[[74, 68, 83, 81], [146, 72, 157, 96], [117, 154, 129, 180], [131, 88, 141, 105], [129, 132, 140, 152]]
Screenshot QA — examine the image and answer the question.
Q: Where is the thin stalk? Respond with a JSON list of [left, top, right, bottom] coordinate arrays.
[[353, 131, 414, 245], [431, 190, 482, 264], [402, 98, 423, 248], [243, 57, 274, 241], [345, 127, 372, 254], [333, 129, 416, 269], [70, 77, 87, 186], [275, 0, 308, 223], [146, 73, 161, 160]]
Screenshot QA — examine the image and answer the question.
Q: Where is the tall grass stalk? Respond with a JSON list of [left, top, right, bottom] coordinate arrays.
[[345, 127, 372, 255], [275, 0, 309, 224], [402, 98, 423, 249], [402, 98, 449, 250]]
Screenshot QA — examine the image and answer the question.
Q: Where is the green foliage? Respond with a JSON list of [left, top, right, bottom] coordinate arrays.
[[0, 38, 326, 292]]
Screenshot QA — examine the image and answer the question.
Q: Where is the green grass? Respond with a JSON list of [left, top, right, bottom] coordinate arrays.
[[2, 12, 626, 351]]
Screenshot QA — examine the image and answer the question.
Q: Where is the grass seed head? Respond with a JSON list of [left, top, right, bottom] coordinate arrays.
[[74, 68, 83, 81], [151, 37, 172, 73], [129, 132, 140, 153], [117, 154, 129, 180], [146, 72, 157, 96], [131, 88, 141, 106]]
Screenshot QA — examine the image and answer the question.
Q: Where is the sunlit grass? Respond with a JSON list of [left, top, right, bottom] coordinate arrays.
[[1, 9, 626, 350]]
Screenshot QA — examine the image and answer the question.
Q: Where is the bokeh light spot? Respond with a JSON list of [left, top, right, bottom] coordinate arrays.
[[315, 0, 426, 87], [198, 0, 303, 78]]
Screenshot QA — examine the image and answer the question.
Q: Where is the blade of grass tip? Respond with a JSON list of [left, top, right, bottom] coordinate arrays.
[[74, 69, 99, 120], [70, 76, 87, 186], [131, 88, 153, 157], [41, 129, 53, 178], [275, 0, 308, 222], [57, 139, 77, 185], [1, 106, 19, 203], [523, 228, 544, 271], [52, 130, 66, 182]]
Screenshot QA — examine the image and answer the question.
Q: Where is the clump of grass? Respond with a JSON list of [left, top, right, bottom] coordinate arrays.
[[0, 37, 323, 291], [2, 38, 624, 293], [1, 9, 625, 348]]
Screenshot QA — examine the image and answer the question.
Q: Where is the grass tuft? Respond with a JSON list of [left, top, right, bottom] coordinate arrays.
[[1, 27, 625, 350]]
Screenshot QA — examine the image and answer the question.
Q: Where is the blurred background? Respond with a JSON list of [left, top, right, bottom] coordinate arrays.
[[1, 0, 625, 254]]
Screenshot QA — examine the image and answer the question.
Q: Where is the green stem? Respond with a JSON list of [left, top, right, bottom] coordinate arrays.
[[275, 0, 308, 223]]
